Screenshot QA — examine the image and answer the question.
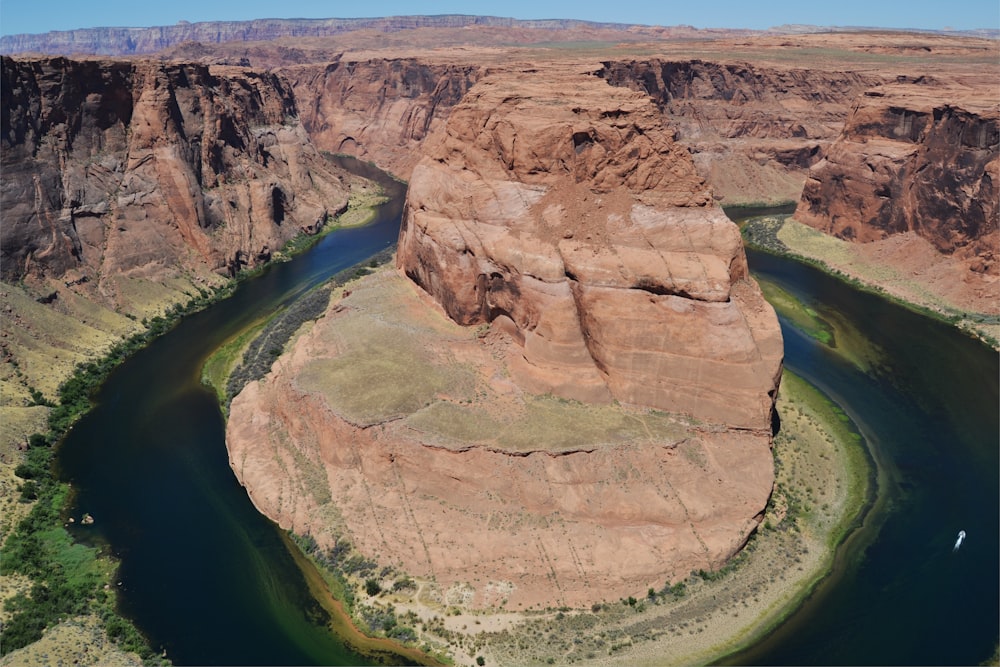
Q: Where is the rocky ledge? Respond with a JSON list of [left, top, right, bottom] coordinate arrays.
[[796, 81, 999, 274]]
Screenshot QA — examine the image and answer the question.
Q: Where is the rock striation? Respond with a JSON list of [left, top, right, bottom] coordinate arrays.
[[227, 268, 778, 610], [796, 83, 1000, 274], [0, 17, 752, 58], [398, 67, 784, 430], [599, 59, 883, 205], [1, 56, 351, 291]]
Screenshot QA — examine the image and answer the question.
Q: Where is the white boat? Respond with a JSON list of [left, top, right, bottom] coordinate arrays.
[[953, 530, 966, 551]]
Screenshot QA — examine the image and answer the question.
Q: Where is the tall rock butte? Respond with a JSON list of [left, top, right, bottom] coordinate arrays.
[[398, 67, 784, 430], [227, 66, 783, 609]]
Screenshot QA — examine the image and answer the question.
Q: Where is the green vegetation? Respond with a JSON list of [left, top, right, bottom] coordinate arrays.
[[756, 277, 834, 345], [223, 247, 396, 409], [0, 283, 240, 661], [2, 438, 163, 662], [201, 319, 269, 404]]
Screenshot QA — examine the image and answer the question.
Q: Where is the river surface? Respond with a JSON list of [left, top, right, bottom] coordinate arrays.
[[55, 176, 997, 665]]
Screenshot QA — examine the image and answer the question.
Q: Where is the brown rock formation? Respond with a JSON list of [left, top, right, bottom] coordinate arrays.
[[397, 67, 783, 429], [227, 268, 776, 610], [0, 17, 756, 58], [1, 56, 351, 292], [796, 83, 1000, 273], [599, 59, 883, 205], [285, 59, 482, 178], [227, 64, 781, 611]]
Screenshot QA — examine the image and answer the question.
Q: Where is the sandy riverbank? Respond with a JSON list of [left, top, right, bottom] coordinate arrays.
[[743, 215, 1000, 348]]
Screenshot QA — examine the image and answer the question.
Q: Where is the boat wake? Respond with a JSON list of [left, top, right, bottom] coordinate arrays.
[[953, 530, 966, 552]]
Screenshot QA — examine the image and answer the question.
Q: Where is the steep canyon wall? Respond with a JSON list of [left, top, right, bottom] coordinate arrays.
[[1, 56, 353, 293], [796, 84, 999, 274], [599, 59, 884, 204], [285, 59, 483, 177]]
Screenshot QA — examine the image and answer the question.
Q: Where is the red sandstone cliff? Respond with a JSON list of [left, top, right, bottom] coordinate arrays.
[[599, 59, 884, 204], [796, 83, 1000, 273], [1, 56, 352, 293], [284, 59, 482, 178], [226, 64, 782, 611], [398, 66, 784, 430]]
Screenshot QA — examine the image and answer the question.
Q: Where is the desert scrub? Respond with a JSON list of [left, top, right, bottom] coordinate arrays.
[[2, 435, 163, 663]]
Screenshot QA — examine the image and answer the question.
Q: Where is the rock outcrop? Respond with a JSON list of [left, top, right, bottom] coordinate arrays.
[[398, 67, 783, 430], [227, 268, 777, 610], [285, 59, 482, 178], [227, 65, 782, 610], [796, 83, 1000, 274], [599, 59, 883, 205], [1, 56, 352, 293]]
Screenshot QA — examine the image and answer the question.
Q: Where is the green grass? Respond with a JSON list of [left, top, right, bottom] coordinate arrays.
[[201, 319, 269, 403]]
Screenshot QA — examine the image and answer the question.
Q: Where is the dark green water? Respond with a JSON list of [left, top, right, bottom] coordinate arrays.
[[56, 157, 404, 665], [53, 184, 997, 665], [724, 238, 999, 664]]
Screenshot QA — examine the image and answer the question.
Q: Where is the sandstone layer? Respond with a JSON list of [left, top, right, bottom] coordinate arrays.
[[1, 56, 353, 296], [286, 59, 482, 178], [796, 82, 1000, 274], [398, 67, 784, 430], [598, 59, 883, 205], [0, 17, 758, 58]]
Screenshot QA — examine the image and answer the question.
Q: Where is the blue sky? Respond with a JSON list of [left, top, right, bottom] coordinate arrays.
[[1, 0, 998, 36]]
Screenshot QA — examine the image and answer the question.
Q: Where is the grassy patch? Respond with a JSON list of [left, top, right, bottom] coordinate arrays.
[[201, 319, 268, 404], [406, 398, 686, 452], [298, 320, 477, 426]]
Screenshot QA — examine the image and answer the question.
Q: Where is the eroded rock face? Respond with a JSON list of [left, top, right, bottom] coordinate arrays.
[[286, 59, 482, 178], [599, 59, 882, 205], [227, 268, 776, 609], [1, 56, 350, 288], [398, 68, 783, 430], [796, 84, 1000, 274]]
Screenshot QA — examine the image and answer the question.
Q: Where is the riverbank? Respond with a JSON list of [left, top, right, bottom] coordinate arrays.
[[0, 174, 387, 665], [272, 366, 870, 667], [741, 215, 1000, 349]]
